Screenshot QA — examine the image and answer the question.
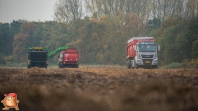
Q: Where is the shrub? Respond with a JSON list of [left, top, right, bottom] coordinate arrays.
[[161, 62, 185, 69]]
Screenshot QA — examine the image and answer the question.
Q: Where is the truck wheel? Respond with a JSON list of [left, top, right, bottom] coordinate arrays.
[[59, 62, 63, 68], [127, 60, 131, 69], [133, 59, 138, 69], [59, 63, 64, 68]]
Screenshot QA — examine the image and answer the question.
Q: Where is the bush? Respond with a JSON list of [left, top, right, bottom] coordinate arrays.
[[0, 63, 26, 67], [161, 62, 185, 69], [0, 53, 5, 64], [190, 59, 198, 68]]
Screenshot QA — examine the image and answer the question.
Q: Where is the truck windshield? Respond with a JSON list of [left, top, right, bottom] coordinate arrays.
[[138, 44, 157, 52]]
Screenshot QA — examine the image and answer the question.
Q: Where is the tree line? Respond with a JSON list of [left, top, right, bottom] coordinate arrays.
[[0, 0, 198, 66]]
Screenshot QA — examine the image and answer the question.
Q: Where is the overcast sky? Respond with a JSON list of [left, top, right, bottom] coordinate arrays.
[[0, 0, 58, 23]]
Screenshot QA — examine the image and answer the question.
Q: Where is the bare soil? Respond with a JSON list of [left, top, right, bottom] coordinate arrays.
[[0, 67, 198, 111]]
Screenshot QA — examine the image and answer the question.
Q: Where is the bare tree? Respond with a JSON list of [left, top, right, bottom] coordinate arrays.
[[54, 0, 83, 25], [55, 0, 198, 24], [183, 0, 198, 19]]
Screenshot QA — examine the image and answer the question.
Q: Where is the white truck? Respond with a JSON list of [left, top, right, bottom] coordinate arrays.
[[126, 37, 160, 69]]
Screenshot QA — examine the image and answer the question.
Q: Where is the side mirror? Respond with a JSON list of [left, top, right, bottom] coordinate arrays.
[[157, 45, 160, 51]]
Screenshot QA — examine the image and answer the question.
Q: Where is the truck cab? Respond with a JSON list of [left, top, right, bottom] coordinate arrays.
[[134, 42, 159, 68]]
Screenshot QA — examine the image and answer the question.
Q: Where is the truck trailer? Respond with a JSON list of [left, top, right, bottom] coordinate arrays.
[[126, 37, 160, 69], [58, 48, 79, 68], [27, 46, 69, 69]]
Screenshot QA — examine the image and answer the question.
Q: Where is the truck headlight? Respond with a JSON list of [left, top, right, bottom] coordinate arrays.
[[152, 58, 158, 64], [153, 59, 157, 63]]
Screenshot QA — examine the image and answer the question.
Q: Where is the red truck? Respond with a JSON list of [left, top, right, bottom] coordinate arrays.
[[126, 37, 160, 69], [58, 48, 79, 68]]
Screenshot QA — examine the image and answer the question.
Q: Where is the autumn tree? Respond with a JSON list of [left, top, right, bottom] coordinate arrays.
[[39, 21, 70, 63], [0, 21, 22, 64], [184, 17, 198, 59], [12, 22, 37, 62]]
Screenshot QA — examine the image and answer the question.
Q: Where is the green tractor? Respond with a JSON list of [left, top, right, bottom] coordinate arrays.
[[27, 46, 69, 69]]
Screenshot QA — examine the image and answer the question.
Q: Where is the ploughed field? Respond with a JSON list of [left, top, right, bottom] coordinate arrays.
[[0, 67, 198, 111]]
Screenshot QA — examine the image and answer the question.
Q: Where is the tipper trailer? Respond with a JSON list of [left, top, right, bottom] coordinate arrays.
[[126, 37, 160, 69], [58, 48, 79, 68]]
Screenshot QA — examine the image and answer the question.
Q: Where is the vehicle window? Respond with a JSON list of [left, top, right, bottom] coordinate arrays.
[[139, 44, 156, 52]]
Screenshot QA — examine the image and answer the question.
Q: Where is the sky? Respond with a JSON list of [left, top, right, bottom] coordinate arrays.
[[0, 0, 58, 23]]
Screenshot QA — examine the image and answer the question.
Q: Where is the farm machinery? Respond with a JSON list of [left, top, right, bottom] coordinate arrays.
[[27, 46, 69, 69]]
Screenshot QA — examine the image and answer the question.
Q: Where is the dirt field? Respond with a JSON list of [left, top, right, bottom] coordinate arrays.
[[0, 67, 198, 111]]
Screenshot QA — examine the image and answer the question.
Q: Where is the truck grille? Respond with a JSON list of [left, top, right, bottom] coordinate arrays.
[[142, 55, 153, 58]]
